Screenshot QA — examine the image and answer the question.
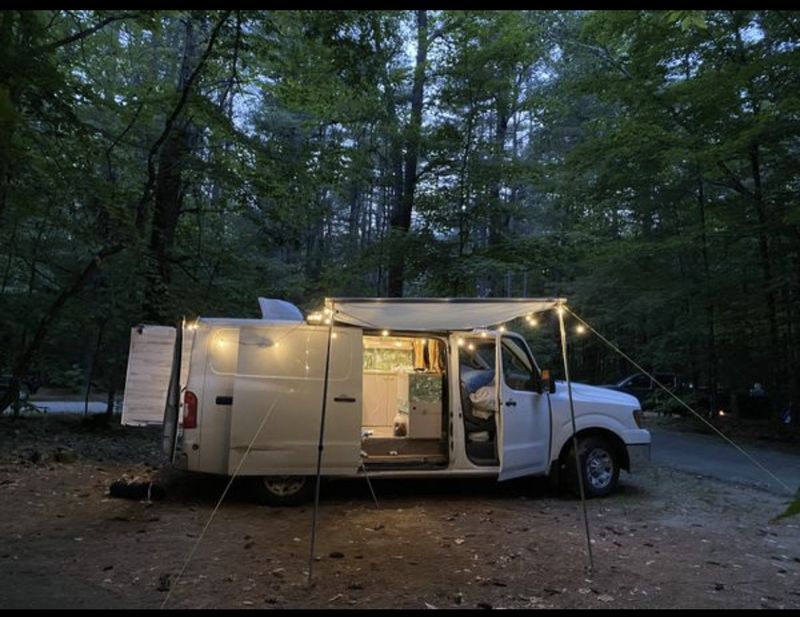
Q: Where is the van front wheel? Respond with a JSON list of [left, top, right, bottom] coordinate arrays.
[[562, 436, 620, 498], [253, 475, 315, 507]]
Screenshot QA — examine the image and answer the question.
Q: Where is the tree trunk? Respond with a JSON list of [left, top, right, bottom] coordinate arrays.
[[143, 18, 199, 321], [387, 10, 428, 297]]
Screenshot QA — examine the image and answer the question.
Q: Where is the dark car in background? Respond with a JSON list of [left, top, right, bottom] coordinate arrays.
[[602, 372, 734, 417], [602, 372, 678, 404]]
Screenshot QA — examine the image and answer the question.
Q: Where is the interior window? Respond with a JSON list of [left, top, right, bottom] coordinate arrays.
[[501, 337, 537, 392]]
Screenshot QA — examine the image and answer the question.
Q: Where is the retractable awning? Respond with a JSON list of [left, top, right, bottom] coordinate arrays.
[[326, 297, 566, 331]]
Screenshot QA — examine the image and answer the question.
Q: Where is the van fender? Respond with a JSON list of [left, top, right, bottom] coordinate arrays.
[[550, 413, 633, 472]]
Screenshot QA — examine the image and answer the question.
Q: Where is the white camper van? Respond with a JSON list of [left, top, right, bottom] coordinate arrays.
[[122, 298, 650, 506]]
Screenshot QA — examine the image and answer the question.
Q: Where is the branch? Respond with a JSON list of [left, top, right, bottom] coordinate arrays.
[[716, 160, 755, 198], [40, 12, 141, 51], [135, 10, 232, 231], [1, 244, 126, 413]]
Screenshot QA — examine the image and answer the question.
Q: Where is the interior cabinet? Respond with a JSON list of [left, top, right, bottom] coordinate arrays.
[[406, 373, 443, 439], [362, 372, 398, 427]]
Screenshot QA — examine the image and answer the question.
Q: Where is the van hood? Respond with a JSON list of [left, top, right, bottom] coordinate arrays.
[[556, 381, 640, 409]]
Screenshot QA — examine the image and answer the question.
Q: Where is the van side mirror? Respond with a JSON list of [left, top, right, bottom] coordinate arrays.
[[540, 369, 556, 394]]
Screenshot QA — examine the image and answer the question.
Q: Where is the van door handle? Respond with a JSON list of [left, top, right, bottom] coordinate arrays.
[[334, 395, 357, 403], [505, 400, 517, 407]]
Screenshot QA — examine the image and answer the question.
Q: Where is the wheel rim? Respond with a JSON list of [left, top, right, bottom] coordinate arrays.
[[585, 448, 614, 490], [263, 476, 306, 497]]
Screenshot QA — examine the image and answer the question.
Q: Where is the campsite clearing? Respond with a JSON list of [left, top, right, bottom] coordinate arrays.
[[0, 415, 798, 609]]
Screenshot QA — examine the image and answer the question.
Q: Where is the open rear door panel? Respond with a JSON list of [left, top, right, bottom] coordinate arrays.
[[121, 325, 192, 427], [228, 325, 362, 476]]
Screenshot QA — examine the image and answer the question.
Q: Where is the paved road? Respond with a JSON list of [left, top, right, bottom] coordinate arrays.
[[25, 400, 113, 414], [650, 426, 800, 495]]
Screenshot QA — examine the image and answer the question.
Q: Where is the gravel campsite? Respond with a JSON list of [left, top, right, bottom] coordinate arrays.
[[1, 414, 798, 610]]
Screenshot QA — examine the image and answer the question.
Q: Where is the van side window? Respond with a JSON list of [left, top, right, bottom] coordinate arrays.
[[501, 337, 537, 392]]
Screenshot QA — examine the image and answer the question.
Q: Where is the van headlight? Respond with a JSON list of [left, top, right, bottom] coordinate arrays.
[[633, 409, 644, 428]]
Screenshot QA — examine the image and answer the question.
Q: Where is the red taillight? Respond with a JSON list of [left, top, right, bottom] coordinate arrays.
[[184, 390, 198, 429]]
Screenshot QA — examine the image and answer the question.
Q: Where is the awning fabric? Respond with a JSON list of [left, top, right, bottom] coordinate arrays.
[[327, 297, 565, 331]]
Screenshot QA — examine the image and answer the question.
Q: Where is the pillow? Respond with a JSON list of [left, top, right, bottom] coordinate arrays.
[[460, 367, 495, 393]]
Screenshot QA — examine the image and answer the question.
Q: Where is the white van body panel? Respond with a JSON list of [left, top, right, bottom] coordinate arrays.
[[547, 382, 649, 466], [228, 324, 362, 476]]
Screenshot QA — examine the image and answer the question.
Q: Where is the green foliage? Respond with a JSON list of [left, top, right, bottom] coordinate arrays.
[[1, 10, 798, 413], [774, 492, 800, 521]]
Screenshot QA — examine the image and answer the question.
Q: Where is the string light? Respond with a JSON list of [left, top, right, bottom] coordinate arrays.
[[457, 337, 465, 346], [575, 324, 586, 335], [381, 329, 390, 337], [307, 312, 323, 322], [498, 325, 506, 333], [467, 343, 475, 351]]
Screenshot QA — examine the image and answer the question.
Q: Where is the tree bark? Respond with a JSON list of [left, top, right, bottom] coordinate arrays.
[[387, 10, 428, 297]]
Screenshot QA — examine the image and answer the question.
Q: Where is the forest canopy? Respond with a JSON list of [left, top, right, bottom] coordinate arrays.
[[1, 10, 799, 412]]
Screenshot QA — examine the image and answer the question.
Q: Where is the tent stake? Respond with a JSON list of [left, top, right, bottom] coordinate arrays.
[[308, 303, 336, 586], [557, 305, 595, 574]]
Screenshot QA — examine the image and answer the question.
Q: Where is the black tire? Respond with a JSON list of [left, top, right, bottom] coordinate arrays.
[[252, 475, 315, 507], [562, 435, 620, 499]]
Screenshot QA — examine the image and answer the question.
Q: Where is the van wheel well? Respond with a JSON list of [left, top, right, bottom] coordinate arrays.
[[558, 428, 629, 472]]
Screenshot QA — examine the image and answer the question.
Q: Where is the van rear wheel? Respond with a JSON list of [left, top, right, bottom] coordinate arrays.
[[253, 475, 315, 507]]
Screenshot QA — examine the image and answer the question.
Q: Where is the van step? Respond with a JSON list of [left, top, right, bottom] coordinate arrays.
[[363, 453, 447, 467], [362, 438, 445, 458]]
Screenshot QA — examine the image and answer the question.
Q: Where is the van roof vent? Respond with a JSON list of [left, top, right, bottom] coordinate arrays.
[[257, 298, 304, 323]]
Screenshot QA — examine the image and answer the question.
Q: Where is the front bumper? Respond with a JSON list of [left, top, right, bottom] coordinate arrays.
[[626, 443, 651, 472]]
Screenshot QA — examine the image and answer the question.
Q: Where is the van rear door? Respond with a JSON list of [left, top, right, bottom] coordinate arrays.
[[228, 324, 363, 476], [121, 324, 193, 428]]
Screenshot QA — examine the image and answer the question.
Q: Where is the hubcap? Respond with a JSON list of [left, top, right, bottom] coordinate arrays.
[[263, 476, 306, 497], [585, 448, 614, 489]]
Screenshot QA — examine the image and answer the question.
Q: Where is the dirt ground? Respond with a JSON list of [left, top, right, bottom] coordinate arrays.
[[1, 415, 798, 609]]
